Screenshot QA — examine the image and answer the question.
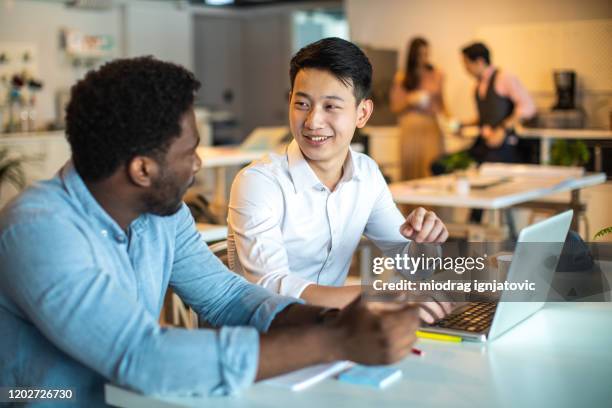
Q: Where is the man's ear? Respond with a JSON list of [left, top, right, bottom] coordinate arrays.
[[127, 156, 159, 188], [356, 98, 374, 129]]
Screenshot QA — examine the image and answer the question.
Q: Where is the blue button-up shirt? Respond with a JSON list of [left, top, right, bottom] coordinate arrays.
[[0, 162, 299, 406]]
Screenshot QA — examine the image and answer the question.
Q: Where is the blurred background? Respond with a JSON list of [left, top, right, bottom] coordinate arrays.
[[0, 0, 610, 239]]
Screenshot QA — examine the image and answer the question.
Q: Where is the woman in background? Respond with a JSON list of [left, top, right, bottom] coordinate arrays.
[[390, 37, 446, 180]]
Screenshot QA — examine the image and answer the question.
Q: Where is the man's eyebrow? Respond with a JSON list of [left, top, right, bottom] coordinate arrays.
[[294, 91, 311, 99], [323, 95, 345, 102], [294, 91, 345, 102]]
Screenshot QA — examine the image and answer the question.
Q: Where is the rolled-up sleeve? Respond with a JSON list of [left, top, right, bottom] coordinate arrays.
[[364, 166, 410, 252], [214, 326, 259, 395], [171, 204, 300, 332], [227, 168, 313, 298]]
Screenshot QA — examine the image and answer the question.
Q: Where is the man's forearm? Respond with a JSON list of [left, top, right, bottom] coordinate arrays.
[[301, 284, 361, 308], [256, 324, 345, 380], [268, 287, 355, 329], [268, 303, 328, 329], [501, 113, 521, 130]]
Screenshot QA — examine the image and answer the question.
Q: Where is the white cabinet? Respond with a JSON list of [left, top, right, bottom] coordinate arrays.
[[0, 131, 71, 208], [363, 126, 401, 182]]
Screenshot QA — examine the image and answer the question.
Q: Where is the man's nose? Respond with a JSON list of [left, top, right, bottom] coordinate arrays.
[[194, 151, 203, 173], [304, 106, 325, 129]]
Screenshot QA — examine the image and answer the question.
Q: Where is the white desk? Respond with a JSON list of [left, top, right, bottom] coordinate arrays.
[[197, 146, 267, 169], [196, 146, 268, 220], [0, 131, 71, 208], [390, 172, 605, 210], [517, 127, 612, 171], [389, 166, 606, 232], [105, 302, 612, 408], [196, 223, 228, 243]]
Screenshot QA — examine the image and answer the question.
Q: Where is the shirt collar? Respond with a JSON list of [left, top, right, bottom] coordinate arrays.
[[61, 161, 148, 238], [286, 140, 361, 194]]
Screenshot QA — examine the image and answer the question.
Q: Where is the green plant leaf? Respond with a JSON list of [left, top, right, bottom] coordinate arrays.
[[441, 151, 474, 172], [550, 139, 590, 166], [594, 226, 612, 240], [0, 147, 27, 192]]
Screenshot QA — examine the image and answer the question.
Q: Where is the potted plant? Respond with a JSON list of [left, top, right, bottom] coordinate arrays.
[[550, 140, 590, 166], [440, 151, 475, 173], [0, 147, 26, 201]]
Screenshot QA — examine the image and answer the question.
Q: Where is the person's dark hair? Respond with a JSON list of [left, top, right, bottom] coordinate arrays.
[[289, 37, 372, 103], [461, 42, 491, 65], [66, 56, 201, 182], [402, 37, 431, 91]]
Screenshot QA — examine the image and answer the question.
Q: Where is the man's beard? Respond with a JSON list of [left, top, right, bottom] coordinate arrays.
[[143, 170, 187, 217]]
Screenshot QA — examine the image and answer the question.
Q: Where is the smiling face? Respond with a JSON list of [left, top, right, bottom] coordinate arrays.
[[289, 68, 372, 172]]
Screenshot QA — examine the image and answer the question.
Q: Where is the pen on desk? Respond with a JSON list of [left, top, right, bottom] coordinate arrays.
[[416, 330, 462, 343], [411, 347, 424, 356]]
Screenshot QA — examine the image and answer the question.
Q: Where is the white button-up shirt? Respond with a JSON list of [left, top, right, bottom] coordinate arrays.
[[228, 140, 408, 298]]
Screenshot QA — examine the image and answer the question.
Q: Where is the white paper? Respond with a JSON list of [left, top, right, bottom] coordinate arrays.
[[263, 361, 354, 391]]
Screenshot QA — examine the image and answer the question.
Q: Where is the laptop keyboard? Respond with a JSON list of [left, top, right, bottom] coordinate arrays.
[[434, 302, 498, 333]]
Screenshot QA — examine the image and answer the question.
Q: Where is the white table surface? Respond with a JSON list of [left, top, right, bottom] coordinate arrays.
[[197, 146, 268, 168], [195, 146, 269, 220], [196, 223, 228, 243], [389, 172, 606, 209], [0, 130, 66, 142], [105, 302, 612, 408]]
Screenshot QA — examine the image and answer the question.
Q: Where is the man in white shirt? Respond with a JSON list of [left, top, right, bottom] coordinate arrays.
[[228, 37, 449, 314]]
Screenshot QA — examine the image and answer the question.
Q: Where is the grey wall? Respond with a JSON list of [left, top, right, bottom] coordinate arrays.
[[193, 12, 292, 143]]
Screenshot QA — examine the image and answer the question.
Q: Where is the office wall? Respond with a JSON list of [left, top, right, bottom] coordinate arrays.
[[123, 1, 193, 70], [347, 0, 612, 240], [0, 0, 192, 125], [0, 0, 121, 124], [345, 0, 612, 127]]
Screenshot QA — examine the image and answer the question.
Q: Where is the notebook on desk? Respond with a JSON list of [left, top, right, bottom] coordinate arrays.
[[263, 361, 353, 391], [421, 210, 573, 342]]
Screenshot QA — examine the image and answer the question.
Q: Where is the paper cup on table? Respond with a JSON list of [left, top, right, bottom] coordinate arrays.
[[454, 177, 470, 195], [497, 254, 513, 282]]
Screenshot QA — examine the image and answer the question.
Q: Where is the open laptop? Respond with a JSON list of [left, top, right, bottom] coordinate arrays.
[[421, 210, 573, 342]]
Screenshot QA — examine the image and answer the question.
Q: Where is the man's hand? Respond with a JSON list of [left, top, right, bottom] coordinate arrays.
[[400, 207, 448, 243], [481, 125, 506, 148], [333, 297, 419, 365], [418, 300, 454, 324]]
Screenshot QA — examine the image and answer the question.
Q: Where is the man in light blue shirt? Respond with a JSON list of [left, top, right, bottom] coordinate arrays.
[[0, 57, 420, 406]]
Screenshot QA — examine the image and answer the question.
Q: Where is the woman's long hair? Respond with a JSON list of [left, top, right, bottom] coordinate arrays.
[[402, 37, 431, 91]]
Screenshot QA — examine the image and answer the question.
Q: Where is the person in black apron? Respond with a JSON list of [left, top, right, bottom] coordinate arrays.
[[432, 42, 536, 223], [467, 68, 520, 164], [433, 42, 535, 174]]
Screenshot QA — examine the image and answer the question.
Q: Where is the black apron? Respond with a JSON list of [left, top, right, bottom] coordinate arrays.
[[469, 70, 518, 163]]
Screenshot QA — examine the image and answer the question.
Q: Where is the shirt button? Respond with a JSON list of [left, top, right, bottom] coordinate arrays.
[[116, 235, 126, 243], [101, 229, 108, 238]]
